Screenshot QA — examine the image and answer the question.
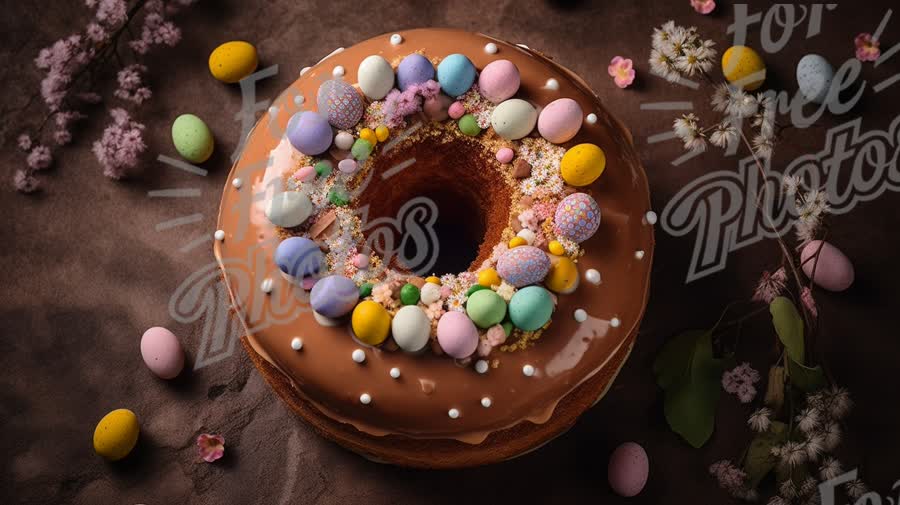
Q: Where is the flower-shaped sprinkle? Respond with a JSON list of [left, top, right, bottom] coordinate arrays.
[[196, 433, 225, 463], [607, 57, 636, 89], [691, 0, 716, 15], [854, 33, 881, 62]]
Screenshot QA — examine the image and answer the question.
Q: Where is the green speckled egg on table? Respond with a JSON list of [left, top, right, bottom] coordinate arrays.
[[172, 114, 214, 163]]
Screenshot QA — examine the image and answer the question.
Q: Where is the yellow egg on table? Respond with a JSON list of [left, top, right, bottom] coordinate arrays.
[[478, 268, 501, 287], [375, 126, 390, 142], [208, 41, 259, 84], [548, 240, 565, 256], [93, 409, 140, 461], [560, 143, 606, 187], [425, 276, 441, 285], [351, 300, 391, 346], [722, 45, 766, 91], [359, 128, 378, 146], [545, 256, 580, 294], [508, 236, 527, 248]]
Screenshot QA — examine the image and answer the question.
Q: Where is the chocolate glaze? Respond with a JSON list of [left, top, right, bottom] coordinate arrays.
[[214, 29, 654, 446]]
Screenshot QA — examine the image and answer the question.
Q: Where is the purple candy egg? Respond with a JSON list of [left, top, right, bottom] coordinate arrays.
[[310, 275, 359, 318], [287, 111, 332, 155], [497, 246, 551, 287], [275, 237, 323, 278], [554, 193, 601, 243], [317, 80, 364, 130], [397, 53, 435, 91]]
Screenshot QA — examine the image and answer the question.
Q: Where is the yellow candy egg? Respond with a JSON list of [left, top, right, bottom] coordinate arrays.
[[508, 236, 527, 248], [478, 268, 501, 287], [425, 276, 441, 285], [722, 45, 766, 91], [548, 240, 565, 256], [208, 41, 259, 84], [359, 128, 378, 146], [375, 125, 390, 142], [545, 256, 580, 294], [351, 300, 391, 346], [93, 409, 140, 461], [560, 143, 606, 187]]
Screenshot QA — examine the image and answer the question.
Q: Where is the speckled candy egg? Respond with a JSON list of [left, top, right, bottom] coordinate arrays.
[[796, 54, 834, 105], [508, 286, 554, 331], [208, 41, 259, 83], [497, 245, 551, 287], [538, 98, 584, 144], [310, 275, 359, 318], [351, 300, 391, 346], [560, 143, 606, 186], [317, 80, 364, 130], [391, 305, 431, 353], [265, 191, 312, 227], [437, 53, 476, 97], [608, 442, 649, 497], [491, 99, 538, 140], [722, 45, 766, 91], [172, 114, 214, 163], [420, 282, 441, 304], [478, 59, 520, 104], [274, 237, 323, 279], [287, 111, 332, 156], [554, 192, 601, 243], [466, 289, 507, 328], [357, 55, 394, 100], [93, 409, 139, 461], [436, 311, 479, 358], [800, 240, 854, 292], [140, 327, 184, 379], [397, 53, 435, 91]]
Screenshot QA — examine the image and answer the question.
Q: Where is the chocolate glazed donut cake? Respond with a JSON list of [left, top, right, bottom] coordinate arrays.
[[214, 28, 654, 468]]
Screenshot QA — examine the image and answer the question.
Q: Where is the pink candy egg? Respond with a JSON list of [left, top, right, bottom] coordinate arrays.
[[608, 442, 649, 497], [140, 327, 184, 379], [294, 165, 316, 182], [478, 59, 521, 103], [352, 253, 370, 269], [436, 311, 479, 359], [448, 101, 466, 119], [554, 192, 601, 243], [800, 240, 854, 292], [496, 147, 514, 163], [538, 98, 584, 144], [338, 158, 359, 174]]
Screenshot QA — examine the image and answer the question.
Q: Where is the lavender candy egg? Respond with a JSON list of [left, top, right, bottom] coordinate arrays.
[[310, 275, 359, 318], [397, 53, 435, 91], [274, 237, 323, 279], [554, 192, 601, 243], [478, 59, 521, 104], [317, 80, 364, 130], [286, 111, 332, 156], [538, 98, 584, 144], [437, 53, 476, 97], [497, 246, 551, 287], [608, 442, 649, 497]]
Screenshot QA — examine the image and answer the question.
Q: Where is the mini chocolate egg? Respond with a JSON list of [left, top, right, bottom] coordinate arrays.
[[317, 80, 364, 130], [722, 45, 766, 91], [796, 54, 834, 105], [171, 114, 214, 163], [491, 99, 538, 140], [208, 41, 259, 83], [420, 282, 441, 304], [437, 53, 477, 97], [351, 300, 391, 346], [538, 98, 584, 144], [496, 147, 514, 164], [554, 192, 601, 243], [608, 442, 649, 497], [357, 55, 395, 100], [508, 286, 554, 331], [800, 240, 854, 292], [496, 245, 551, 287], [400, 283, 420, 305], [397, 53, 435, 91], [436, 311, 479, 358], [391, 305, 431, 353], [310, 275, 359, 318], [93, 409, 139, 461], [287, 111, 333, 155], [466, 289, 507, 328], [265, 191, 312, 227], [274, 237, 323, 278], [448, 101, 466, 119], [545, 256, 580, 294], [140, 327, 184, 379], [478, 59, 521, 103], [560, 143, 606, 186], [334, 131, 355, 151], [458, 114, 481, 136]]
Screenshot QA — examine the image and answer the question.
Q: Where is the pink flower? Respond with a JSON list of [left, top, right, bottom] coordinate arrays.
[[751, 267, 786, 303], [86, 23, 108, 43], [114, 64, 152, 104], [801, 286, 817, 318], [855, 33, 881, 62], [425, 302, 444, 321], [486, 324, 507, 346], [691, 0, 716, 15], [722, 363, 760, 404], [709, 460, 748, 497], [531, 202, 556, 221], [607, 57, 636, 89], [91, 108, 146, 179], [17, 134, 32, 151], [196, 433, 225, 463], [26, 145, 53, 171], [14, 170, 40, 193]]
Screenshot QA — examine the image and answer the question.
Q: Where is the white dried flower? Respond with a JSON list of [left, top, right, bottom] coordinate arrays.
[[710, 122, 738, 148], [752, 134, 775, 160], [684, 134, 708, 153], [822, 422, 842, 451], [805, 433, 825, 461], [800, 477, 818, 497], [781, 441, 807, 467], [819, 457, 843, 481], [845, 479, 868, 499], [649, 49, 677, 81], [826, 386, 852, 420], [748, 407, 773, 432], [779, 479, 798, 499], [726, 89, 759, 118], [711, 83, 732, 112], [796, 407, 822, 433], [782, 174, 802, 196], [768, 496, 790, 505], [675, 46, 705, 76]]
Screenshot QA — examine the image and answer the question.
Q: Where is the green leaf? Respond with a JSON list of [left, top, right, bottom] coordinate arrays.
[[744, 421, 788, 488], [787, 358, 827, 392], [653, 330, 704, 390], [770, 297, 805, 365], [663, 331, 724, 448]]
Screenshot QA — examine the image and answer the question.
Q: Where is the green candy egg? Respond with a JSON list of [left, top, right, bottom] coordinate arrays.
[[314, 160, 333, 177], [466, 284, 488, 297], [502, 320, 513, 337], [351, 138, 373, 161], [458, 114, 481, 136], [171, 114, 214, 163], [359, 282, 373, 298], [509, 286, 553, 331], [400, 283, 420, 305], [465, 289, 507, 328]]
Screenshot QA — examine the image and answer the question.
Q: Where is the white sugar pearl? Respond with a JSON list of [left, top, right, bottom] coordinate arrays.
[[334, 131, 354, 151], [522, 364, 535, 377], [484, 42, 498, 54], [293, 94, 305, 106], [260, 278, 273, 294], [545, 78, 559, 90], [516, 228, 536, 245], [610, 317, 621, 328], [268, 106, 278, 116], [635, 250, 645, 260], [359, 393, 371, 405], [390, 367, 401, 379], [291, 337, 303, 350], [585, 269, 602, 285], [481, 397, 492, 408], [300, 66, 311, 76], [448, 408, 460, 419], [232, 177, 243, 189], [475, 360, 489, 374], [574, 309, 587, 322], [352, 349, 366, 363], [585, 113, 598, 124], [645, 211, 658, 225], [390, 34, 403, 45], [214, 230, 225, 241], [332, 65, 345, 77]]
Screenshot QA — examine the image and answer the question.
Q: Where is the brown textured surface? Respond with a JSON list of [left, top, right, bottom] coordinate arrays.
[[4, 1, 900, 504]]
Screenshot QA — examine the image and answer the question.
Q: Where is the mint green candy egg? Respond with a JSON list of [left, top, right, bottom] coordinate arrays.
[[465, 289, 507, 328], [172, 114, 214, 163], [509, 286, 553, 331]]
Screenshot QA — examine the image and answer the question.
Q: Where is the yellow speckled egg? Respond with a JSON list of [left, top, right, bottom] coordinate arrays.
[[560, 143, 606, 187], [351, 300, 391, 346], [545, 256, 580, 294], [359, 128, 378, 146], [208, 41, 259, 84], [548, 240, 565, 256], [508, 236, 527, 248], [375, 126, 390, 142], [722, 45, 766, 91], [93, 409, 139, 461], [478, 268, 501, 287], [425, 276, 441, 285]]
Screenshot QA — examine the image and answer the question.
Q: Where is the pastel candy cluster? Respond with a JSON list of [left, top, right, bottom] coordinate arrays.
[[554, 193, 601, 243]]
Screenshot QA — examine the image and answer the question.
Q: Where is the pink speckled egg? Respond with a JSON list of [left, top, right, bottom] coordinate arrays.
[[800, 240, 854, 292], [448, 101, 466, 119], [497, 245, 551, 287], [554, 192, 601, 243], [316, 79, 363, 130], [140, 327, 184, 379], [436, 311, 479, 358], [608, 442, 649, 497], [478, 59, 521, 104], [496, 147, 514, 163], [538, 98, 584, 144]]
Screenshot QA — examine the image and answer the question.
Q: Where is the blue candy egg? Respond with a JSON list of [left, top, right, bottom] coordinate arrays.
[[397, 54, 435, 91], [437, 53, 476, 97], [796, 54, 834, 105], [508, 286, 554, 331], [286, 111, 332, 155], [310, 275, 359, 318], [274, 237, 323, 278]]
